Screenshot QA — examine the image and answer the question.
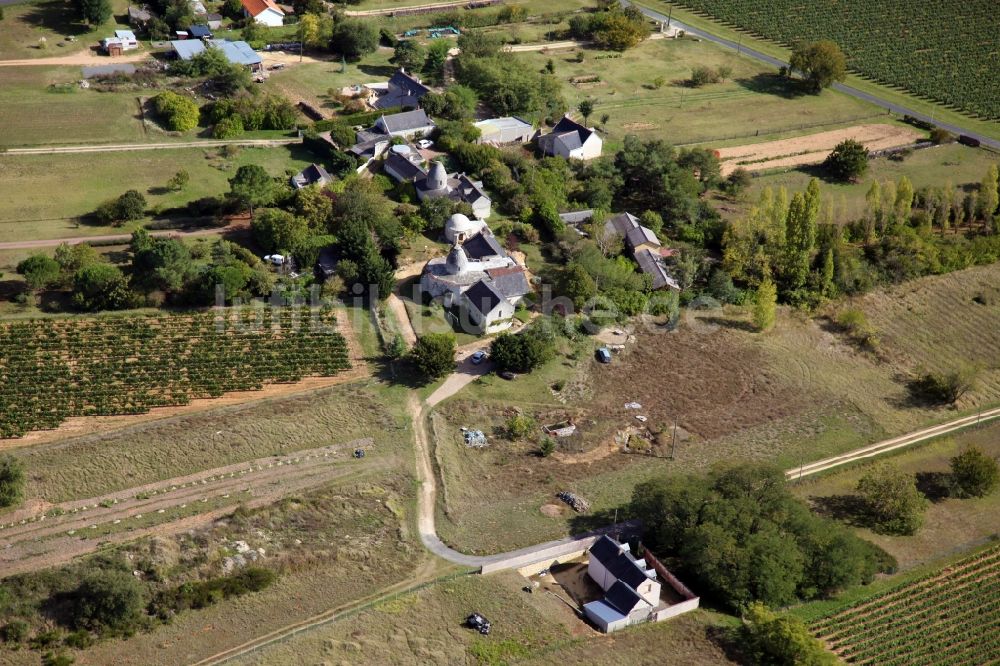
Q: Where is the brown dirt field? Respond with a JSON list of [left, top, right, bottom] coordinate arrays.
[[591, 326, 810, 441], [0, 309, 368, 451], [717, 123, 923, 175]]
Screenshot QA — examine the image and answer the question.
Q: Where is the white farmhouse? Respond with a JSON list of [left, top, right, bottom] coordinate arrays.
[[539, 116, 602, 160], [240, 0, 284, 27]]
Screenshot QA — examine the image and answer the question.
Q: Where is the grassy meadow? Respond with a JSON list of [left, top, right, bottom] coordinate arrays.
[[515, 36, 883, 149], [0, 0, 130, 60]]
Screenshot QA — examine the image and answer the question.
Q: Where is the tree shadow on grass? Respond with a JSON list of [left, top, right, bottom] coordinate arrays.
[[357, 64, 396, 78], [809, 494, 869, 526], [691, 315, 757, 333], [734, 73, 810, 100], [916, 471, 951, 502], [18, 0, 94, 38]]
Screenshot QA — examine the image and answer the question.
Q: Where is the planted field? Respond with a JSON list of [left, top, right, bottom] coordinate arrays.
[[810, 544, 1000, 664], [0, 308, 350, 438], [668, 0, 999, 119]]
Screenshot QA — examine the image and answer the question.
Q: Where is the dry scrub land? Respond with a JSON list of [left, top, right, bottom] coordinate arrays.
[[234, 571, 738, 666], [432, 263, 1000, 554]]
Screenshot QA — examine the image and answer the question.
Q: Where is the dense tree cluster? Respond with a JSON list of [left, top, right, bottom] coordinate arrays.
[[208, 94, 298, 138], [856, 463, 927, 535], [409, 333, 456, 380], [739, 603, 838, 666], [453, 32, 565, 119], [489, 322, 556, 373], [630, 464, 893, 610], [568, 6, 650, 51]]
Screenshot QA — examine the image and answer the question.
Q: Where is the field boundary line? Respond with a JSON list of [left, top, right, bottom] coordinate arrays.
[[4, 138, 302, 155]]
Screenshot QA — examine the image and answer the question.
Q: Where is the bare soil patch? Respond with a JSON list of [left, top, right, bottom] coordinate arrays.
[[717, 123, 923, 175], [591, 326, 809, 441]]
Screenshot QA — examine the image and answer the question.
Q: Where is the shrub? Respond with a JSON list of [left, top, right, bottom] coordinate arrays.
[[70, 570, 147, 633], [539, 437, 556, 457], [409, 333, 456, 380], [740, 602, 838, 665], [856, 464, 926, 535], [950, 446, 999, 498], [910, 366, 978, 405], [212, 114, 244, 139], [824, 139, 868, 181], [929, 127, 955, 144], [690, 65, 720, 87], [0, 455, 25, 508], [506, 414, 536, 440], [0, 620, 29, 644], [152, 92, 200, 132]]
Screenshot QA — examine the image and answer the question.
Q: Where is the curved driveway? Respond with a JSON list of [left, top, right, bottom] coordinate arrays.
[[622, 1, 1000, 150]]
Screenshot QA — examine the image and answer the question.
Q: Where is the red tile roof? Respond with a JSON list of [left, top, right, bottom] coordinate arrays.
[[241, 0, 283, 16]]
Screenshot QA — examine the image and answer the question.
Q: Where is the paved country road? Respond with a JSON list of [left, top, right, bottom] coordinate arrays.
[[622, 1, 1000, 151]]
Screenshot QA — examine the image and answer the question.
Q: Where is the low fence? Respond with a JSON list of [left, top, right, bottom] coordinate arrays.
[[643, 550, 700, 621]]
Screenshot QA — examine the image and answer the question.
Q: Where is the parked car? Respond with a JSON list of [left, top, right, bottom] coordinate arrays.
[[499, 370, 517, 381], [416, 139, 434, 149], [595, 347, 612, 364], [470, 350, 487, 365], [465, 613, 491, 635]]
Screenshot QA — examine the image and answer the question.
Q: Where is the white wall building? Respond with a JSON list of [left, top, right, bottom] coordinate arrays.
[[539, 116, 602, 161]]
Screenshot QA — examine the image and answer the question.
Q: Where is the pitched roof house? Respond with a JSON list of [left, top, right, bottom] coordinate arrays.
[[604, 212, 679, 290], [170, 39, 262, 71], [462, 279, 515, 335], [241, 0, 284, 26], [290, 163, 332, 189], [383, 145, 427, 183], [539, 116, 602, 160], [374, 109, 436, 138], [583, 536, 661, 633], [372, 68, 431, 111]]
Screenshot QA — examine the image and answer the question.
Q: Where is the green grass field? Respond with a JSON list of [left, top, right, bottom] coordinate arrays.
[[0, 0, 129, 60], [0, 67, 152, 147], [11, 378, 407, 502], [792, 421, 1000, 571], [515, 36, 884, 149], [0, 144, 318, 241], [635, 0, 1000, 143]]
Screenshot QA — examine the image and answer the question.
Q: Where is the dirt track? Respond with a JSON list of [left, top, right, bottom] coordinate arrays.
[[0, 51, 150, 67], [717, 123, 923, 175]]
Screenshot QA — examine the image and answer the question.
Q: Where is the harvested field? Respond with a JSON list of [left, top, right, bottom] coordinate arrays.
[[717, 123, 923, 174], [808, 543, 1000, 665], [9, 380, 405, 503], [0, 439, 380, 577]]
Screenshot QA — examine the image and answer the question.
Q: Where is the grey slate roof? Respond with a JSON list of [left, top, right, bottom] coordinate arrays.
[[454, 174, 488, 204], [378, 109, 434, 134], [541, 116, 594, 155], [188, 24, 212, 38], [464, 279, 506, 316], [384, 152, 427, 182], [389, 69, 430, 96], [461, 231, 505, 260], [559, 209, 595, 225], [486, 266, 530, 299], [604, 580, 649, 615], [626, 225, 660, 248], [635, 248, 679, 290], [589, 535, 654, 590], [290, 163, 332, 189]]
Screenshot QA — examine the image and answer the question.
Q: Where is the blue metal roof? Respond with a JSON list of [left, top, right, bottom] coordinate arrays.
[[170, 39, 260, 66], [188, 25, 212, 38], [170, 39, 206, 60], [211, 40, 261, 66]]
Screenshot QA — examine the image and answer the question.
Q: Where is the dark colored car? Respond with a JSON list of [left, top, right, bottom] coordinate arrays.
[[466, 613, 491, 635], [499, 370, 517, 381], [595, 347, 612, 364]]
